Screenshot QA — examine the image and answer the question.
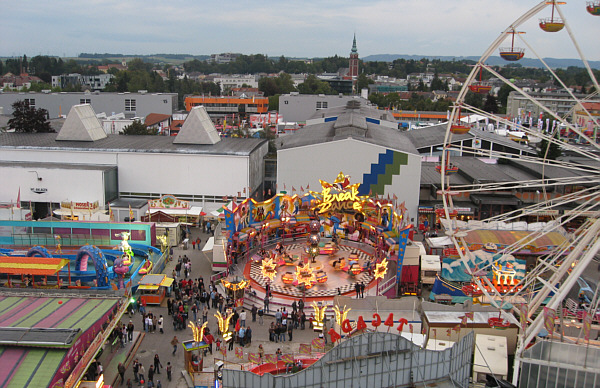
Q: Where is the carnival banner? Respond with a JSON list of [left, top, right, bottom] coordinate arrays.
[[299, 344, 311, 354], [583, 311, 592, 341], [220, 346, 227, 357], [265, 354, 277, 365], [543, 307, 556, 334], [248, 353, 260, 364], [235, 347, 244, 359], [311, 338, 325, 350], [519, 303, 528, 331], [281, 354, 293, 364]]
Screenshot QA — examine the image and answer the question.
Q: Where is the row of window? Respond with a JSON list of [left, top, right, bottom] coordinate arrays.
[[316, 101, 328, 109]]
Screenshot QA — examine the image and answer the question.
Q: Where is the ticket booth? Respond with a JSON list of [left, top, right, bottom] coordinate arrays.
[[137, 274, 174, 305], [183, 340, 208, 374]]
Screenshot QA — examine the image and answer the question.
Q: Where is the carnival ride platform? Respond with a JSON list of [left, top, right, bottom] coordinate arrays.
[[245, 242, 376, 300]]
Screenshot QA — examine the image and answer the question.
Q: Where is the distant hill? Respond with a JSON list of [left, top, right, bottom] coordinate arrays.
[[362, 54, 600, 69]]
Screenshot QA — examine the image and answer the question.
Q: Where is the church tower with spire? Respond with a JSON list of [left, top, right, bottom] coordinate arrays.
[[348, 34, 359, 79]]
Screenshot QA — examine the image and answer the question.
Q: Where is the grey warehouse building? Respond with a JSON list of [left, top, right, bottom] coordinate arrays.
[[0, 91, 178, 119]]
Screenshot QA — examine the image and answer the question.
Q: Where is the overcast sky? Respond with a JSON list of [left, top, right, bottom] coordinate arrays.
[[2, 0, 598, 61]]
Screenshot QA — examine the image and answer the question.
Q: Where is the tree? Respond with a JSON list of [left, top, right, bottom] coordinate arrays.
[[537, 131, 562, 160], [483, 94, 499, 114], [8, 100, 53, 133], [356, 73, 372, 92], [297, 75, 333, 94], [120, 120, 158, 135]]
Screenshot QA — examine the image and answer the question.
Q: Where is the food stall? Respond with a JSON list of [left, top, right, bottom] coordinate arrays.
[[137, 274, 174, 305]]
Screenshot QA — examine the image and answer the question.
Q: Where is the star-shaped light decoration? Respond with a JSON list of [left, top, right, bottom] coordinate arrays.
[[261, 257, 277, 281], [374, 257, 388, 280], [295, 262, 316, 288]]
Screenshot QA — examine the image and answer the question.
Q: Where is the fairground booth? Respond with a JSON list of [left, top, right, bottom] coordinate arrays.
[[219, 172, 416, 300]]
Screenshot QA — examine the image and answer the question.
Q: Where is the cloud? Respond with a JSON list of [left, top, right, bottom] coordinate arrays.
[[1, 0, 598, 60]]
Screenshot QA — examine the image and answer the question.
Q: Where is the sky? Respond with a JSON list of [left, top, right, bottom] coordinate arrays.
[[2, 0, 599, 61]]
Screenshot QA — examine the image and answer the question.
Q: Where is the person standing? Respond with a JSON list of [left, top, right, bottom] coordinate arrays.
[[288, 321, 293, 341], [132, 359, 140, 383], [171, 336, 178, 355], [192, 239, 196, 250], [240, 309, 247, 327], [355, 283, 360, 298], [153, 354, 162, 374], [258, 307, 264, 325], [238, 326, 246, 346], [360, 282, 365, 298], [127, 320, 134, 342], [158, 315, 164, 334], [138, 364, 145, 384], [300, 311, 306, 330], [258, 344, 264, 361], [298, 299, 304, 312], [251, 305, 257, 322], [263, 295, 270, 314], [202, 305, 208, 323], [166, 362, 172, 381]]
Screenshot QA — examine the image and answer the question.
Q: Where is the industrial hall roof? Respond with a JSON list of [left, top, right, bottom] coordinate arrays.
[[278, 100, 419, 155], [0, 132, 266, 156]]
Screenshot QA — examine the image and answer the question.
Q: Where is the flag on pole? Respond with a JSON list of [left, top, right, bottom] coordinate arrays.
[[306, 183, 310, 190], [460, 315, 468, 326], [452, 324, 461, 333], [292, 186, 296, 192], [16, 188, 21, 208], [129, 205, 134, 222], [300, 186, 303, 192], [464, 312, 474, 320], [446, 328, 452, 337], [432, 329, 437, 339]]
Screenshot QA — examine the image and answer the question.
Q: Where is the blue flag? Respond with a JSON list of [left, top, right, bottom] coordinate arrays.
[[396, 226, 411, 282]]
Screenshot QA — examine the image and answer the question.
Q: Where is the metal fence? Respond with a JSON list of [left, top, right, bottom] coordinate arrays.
[[223, 331, 474, 388], [519, 340, 600, 388]]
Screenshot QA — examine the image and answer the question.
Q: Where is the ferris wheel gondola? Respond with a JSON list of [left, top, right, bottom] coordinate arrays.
[[539, 1, 566, 32], [499, 29, 525, 61], [587, 1, 600, 15]]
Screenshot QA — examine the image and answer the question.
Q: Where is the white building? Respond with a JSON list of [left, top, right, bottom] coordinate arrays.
[[0, 105, 268, 219], [277, 100, 421, 222], [213, 75, 258, 93]]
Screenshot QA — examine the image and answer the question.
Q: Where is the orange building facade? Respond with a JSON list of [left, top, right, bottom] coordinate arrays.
[[184, 95, 269, 117]]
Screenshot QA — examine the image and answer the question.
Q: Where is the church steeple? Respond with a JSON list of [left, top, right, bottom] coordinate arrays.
[[348, 33, 359, 81]]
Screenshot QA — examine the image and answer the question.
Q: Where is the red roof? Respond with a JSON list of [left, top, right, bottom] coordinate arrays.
[[145, 113, 172, 127]]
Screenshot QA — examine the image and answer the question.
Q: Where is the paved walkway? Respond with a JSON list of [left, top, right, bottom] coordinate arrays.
[[101, 226, 330, 388]]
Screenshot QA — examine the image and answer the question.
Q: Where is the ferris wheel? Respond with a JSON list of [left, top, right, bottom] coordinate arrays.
[[439, 0, 600, 384]]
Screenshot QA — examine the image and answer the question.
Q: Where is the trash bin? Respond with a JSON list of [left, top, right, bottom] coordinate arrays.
[[182, 238, 189, 250]]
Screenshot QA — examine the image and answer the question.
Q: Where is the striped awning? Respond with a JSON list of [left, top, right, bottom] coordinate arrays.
[[0, 257, 70, 276]]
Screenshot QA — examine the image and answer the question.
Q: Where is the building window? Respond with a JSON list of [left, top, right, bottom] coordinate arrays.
[[125, 99, 136, 112], [80, 99, 91, 104], [322, 102, 328, 109], [316, 101, 328, 109], [316, 102, 322, 109], [24, 99, 35, 108]]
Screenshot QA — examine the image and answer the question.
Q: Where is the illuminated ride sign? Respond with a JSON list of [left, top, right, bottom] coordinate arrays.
[[313, 172, 368, 214]]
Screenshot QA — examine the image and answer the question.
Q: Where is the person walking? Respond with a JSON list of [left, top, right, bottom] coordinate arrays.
[[263, 295, 270, 314], [148, 365, 154, 384], [251, 305, 257, 322], [288, 321, 293, 341], [117, 362, 125, 384], [153, 354, 162, 374], [171, 336, 178, 355], [132, 359, 140, 383]]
